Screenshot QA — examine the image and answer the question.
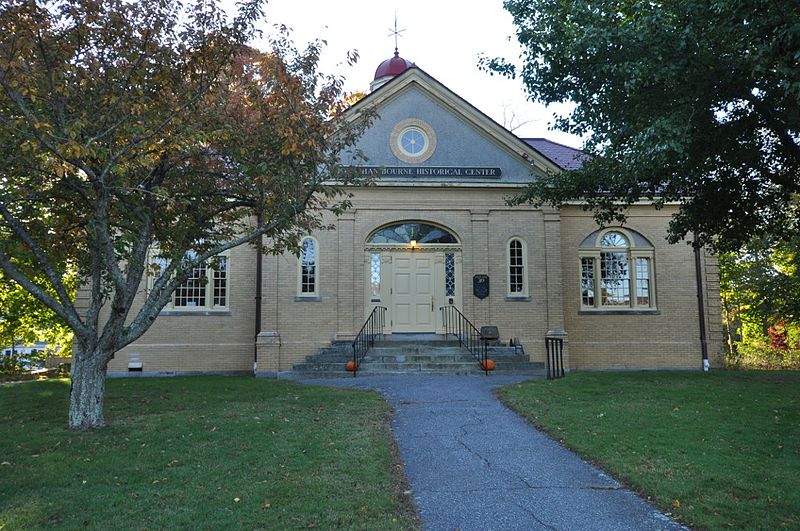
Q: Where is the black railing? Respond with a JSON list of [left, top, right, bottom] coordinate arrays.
[[351, 306, 386, 376], [545, 336, 565, 379], [440, 305, 489, 375]]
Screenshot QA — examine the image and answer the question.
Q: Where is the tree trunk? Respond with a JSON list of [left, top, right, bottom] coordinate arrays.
[[69, 353, 108, 430]]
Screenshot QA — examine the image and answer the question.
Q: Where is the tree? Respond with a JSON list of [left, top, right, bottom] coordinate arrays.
[[0, 0, 372, 429], [486, 0, 800, 250], [719, 233, 800, 357], [0, 268, 74, 373]]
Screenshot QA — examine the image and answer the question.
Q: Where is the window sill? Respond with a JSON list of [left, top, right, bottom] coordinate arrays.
[[159, 309, 231, 316], [579, 309, 660, 315], [294, 296, 321, 302], [505, 296, 531, 301]]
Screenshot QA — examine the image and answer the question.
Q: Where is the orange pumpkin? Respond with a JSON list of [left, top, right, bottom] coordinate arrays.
[[345, 360, 359, 372], [481, 358, 495, 371]]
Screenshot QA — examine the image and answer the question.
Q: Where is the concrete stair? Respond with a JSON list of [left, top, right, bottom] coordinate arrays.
[[287, 342, 355, 378], [288, 337, 544, 378]]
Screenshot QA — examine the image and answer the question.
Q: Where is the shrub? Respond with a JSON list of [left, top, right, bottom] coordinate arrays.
[[727, 342, 800, 370]]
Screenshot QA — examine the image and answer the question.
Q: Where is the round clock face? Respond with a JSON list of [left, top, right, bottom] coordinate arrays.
[[390, 119, 436, 163]]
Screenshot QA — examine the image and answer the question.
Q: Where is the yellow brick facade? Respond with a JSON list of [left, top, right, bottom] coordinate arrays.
[[104, 187, 724, 376], [100, 65, 724, 376], [106, 243, 256, 375]]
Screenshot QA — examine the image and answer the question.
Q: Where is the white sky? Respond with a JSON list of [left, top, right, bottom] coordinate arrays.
[[245, 0, 584, 149]]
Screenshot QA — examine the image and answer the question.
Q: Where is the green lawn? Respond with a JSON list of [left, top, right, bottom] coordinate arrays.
[[499, 371, 800, 530], [0, 377, 418, 530]]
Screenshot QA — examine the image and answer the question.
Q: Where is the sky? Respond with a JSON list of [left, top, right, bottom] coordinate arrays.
[[243, 0, 584, 149]]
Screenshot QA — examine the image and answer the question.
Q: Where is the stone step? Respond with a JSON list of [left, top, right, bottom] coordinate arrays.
[[292, 362, 353, 371], [367, 354, 473, 363], [291, 338, 541, 377], [374, 339, 462, 348], [360, 368, 485, 376], [362, 360, 479, 370], [304, 354, 353, 363], [282, 370, 356, 379]]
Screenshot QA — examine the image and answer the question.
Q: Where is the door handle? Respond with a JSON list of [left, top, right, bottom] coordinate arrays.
[[431, 296, 434, 311]]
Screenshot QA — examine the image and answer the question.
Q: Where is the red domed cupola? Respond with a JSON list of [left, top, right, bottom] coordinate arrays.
[[370, 50, 415, 91], [374, 50, 414, 79]]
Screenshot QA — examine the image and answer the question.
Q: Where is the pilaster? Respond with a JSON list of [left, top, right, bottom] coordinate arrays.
[[337, 212, 357, 338], [255, 331, 281, 377], [470, 210, 490, 324], [543, 207, 568, 366]]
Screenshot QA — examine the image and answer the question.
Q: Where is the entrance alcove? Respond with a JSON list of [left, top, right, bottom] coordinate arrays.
[[364, 221, 462, 334]]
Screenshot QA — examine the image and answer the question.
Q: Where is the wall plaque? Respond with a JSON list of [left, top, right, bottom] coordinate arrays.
[[473, 274, 489, 299]]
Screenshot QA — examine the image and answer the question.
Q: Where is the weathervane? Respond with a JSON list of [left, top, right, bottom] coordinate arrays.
[[388, 13, 405, 55]]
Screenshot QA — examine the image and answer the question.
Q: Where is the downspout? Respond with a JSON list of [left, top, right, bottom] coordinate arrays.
[[254, 212, 263, 374], [693, 233, 709, 371]]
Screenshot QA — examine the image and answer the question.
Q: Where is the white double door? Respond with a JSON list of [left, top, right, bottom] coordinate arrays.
[[392, 254, 436, 333]]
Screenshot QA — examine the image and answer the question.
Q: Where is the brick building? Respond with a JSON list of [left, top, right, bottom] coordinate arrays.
[[102, 52, 724, 376]]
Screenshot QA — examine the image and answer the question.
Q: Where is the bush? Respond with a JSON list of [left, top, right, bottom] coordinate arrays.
[[55, 363, 71, 377], [726, 342, 800, 370]]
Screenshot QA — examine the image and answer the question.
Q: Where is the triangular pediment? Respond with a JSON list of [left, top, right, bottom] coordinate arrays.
[[341, 67, 564, 185]]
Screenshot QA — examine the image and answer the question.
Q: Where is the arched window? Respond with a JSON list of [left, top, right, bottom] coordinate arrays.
[[579, 228, 655, 310], [298, 237, 318, 297], [367, 222, 458, 245], [507, 237, 528, 297]]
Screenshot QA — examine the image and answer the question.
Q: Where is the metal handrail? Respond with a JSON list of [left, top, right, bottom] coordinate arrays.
[[440, 305, 489, 375], [351, 306, 386, 376]]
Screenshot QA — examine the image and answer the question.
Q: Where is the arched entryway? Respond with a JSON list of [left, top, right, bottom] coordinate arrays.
[[365, 221, 462, 334]]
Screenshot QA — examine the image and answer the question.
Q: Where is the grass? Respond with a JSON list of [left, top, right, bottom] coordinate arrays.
[[0, 377, 418, 530], [498, 371, 800, 530]]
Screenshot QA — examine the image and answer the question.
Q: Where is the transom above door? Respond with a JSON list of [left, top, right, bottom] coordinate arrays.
[[364, 221, 462, 334]]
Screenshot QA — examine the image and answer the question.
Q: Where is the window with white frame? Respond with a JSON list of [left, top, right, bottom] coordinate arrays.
[[149, 251, 229, 311], [298, 237, 318, 296], [507, 237, 528, 296], [173, 255, 228, 310], [579, 229, 655, 310]]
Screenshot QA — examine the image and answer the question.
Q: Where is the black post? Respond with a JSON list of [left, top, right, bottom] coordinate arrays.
[[253, 212, 263, 374], [693, 233, 710, 371], [483, 339, 488, 376], [546, 338, 550, 379]]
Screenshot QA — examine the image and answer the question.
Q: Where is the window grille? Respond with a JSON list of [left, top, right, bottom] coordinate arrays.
[[508, 239, 525, 294], [445, 253, 456, 297], [300, 237, 318, 295], [370, 253, 381, 301]]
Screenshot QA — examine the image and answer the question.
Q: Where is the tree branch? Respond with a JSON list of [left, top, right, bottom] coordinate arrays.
[[0, 202, 78, 313], [0, 248, 85, 335]]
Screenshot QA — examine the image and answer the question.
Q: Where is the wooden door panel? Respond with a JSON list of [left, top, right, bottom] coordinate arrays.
[[392, 254, 435, 332]]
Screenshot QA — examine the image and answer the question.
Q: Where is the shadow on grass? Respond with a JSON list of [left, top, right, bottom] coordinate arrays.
[[0, 376, 419, 530]]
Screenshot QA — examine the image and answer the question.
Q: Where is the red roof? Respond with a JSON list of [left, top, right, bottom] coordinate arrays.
[[522, 138, 590, 170], [374, 51, 415, 80]]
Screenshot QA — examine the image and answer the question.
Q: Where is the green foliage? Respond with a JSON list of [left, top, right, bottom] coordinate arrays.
[[500, 371, 800, 530], [0, 0, 373, 426], [0, 377, 418, 529], [0, 269, 74, 373], [727, 342, 800, 370], [719, 233, 800, 367], [490, 0, 800, 250]]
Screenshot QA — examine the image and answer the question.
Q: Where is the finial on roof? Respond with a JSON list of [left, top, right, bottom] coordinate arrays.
[[371, 15, 415, 91], [389, 12, 405, 56]]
